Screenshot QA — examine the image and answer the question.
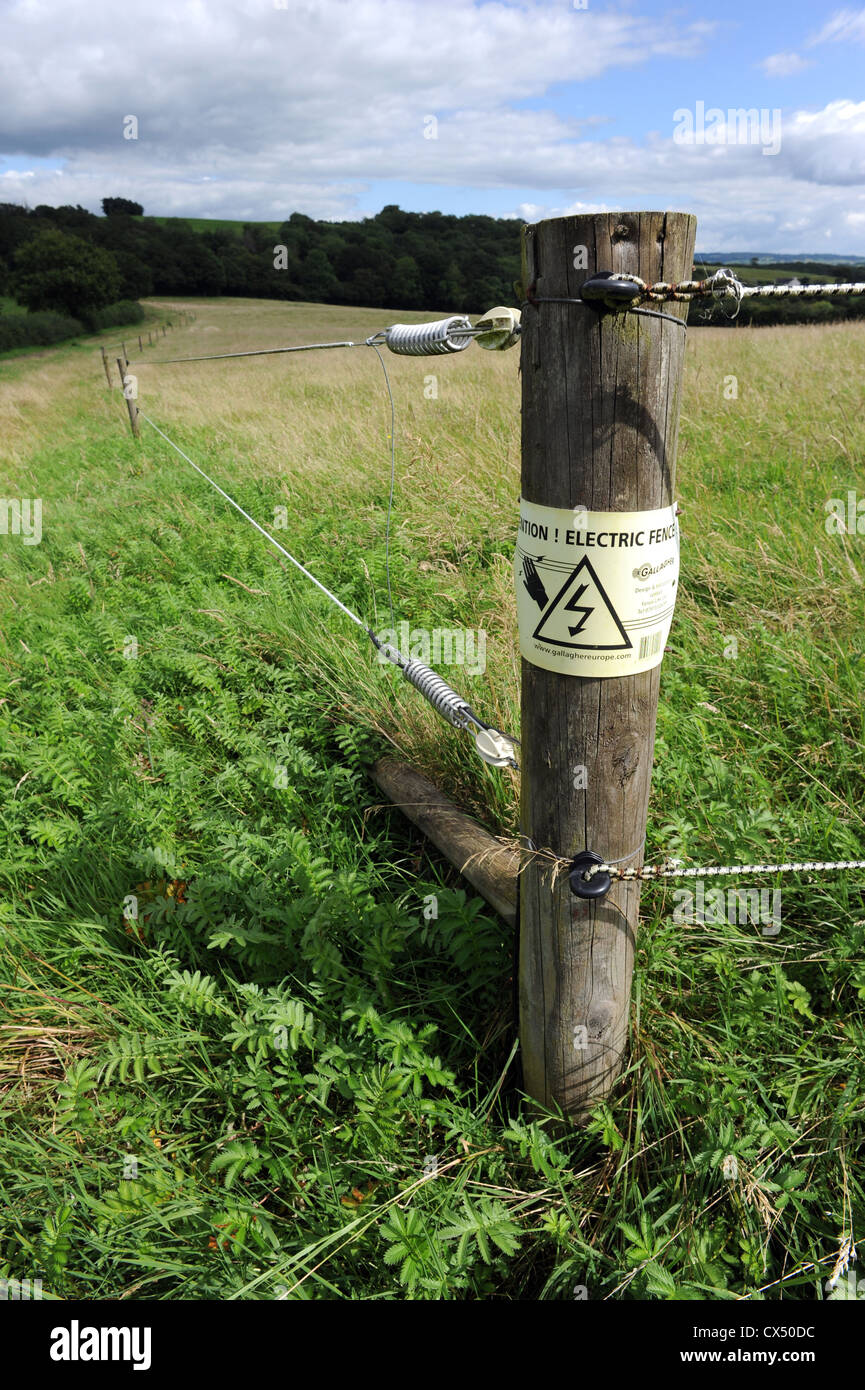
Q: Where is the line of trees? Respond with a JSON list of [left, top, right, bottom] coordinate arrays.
[[0, 197, 862, 328], [0, 199, 523, 318]]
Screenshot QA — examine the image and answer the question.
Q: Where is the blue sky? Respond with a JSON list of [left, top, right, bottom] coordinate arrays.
[[538, 0, 863, 143], [0, 0, 863, 252]]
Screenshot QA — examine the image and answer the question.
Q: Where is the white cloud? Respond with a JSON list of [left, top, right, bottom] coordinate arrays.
[[502, 101, 865, 250], [0, 1, 862, 253], [759, 51, 810, 77], [0, 0, 717, 223], [807, 7, 865, 46], [0, 0, 712, 154]]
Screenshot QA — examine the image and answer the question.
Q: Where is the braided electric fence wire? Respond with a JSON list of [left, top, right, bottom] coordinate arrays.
[[618, 267, 865, 313], [526, 267, 865, 329], [517, 839, 865, 889], [582, 857, 865, 884]]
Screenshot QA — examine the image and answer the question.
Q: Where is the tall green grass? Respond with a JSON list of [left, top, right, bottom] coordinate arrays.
[[0, 301, 862, 1300]]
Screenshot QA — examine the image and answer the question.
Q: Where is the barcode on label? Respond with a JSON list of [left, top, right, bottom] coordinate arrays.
[[638, 630, 664, 661]]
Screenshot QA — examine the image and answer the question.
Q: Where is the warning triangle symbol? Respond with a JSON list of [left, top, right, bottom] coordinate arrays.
[[533, 556, 632, 650]]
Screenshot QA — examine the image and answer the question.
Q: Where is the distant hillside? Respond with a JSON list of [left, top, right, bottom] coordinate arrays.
[[148, 216, 284, 238], [697, 251, 865, 265]]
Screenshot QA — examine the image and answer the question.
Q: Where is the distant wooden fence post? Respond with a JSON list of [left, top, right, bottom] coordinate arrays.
[[517, 211, 696, 1119], [138, 334, 143, 352], [100, 346, 113, 387], [117, 357, 140, 438]]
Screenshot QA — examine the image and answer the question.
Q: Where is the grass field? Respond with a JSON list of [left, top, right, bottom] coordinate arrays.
[[1, 297, 863, 1301], [147, 216, 283, 238]]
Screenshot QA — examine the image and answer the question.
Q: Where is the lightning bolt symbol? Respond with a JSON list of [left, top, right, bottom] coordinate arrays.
[[564, 583, 593, 637]]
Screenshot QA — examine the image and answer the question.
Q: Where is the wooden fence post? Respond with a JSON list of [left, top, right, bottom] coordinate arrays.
[[138, 334, 143, 352], [100, 346, 113, 387], [117, 357, 140, 438], [517, 210, 696, 1119]]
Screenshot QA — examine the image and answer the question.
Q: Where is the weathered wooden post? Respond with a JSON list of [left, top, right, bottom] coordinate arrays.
[[100, 346, 113, 387], [138, 334, 143, 352], [517, 211, 695, 1118], [117, 357, 140, 438]]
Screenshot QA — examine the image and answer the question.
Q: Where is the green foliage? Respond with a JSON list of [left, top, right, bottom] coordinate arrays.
[[54, 1061, 101, 1133], [0, 308, 83, 352], [103, 198, 144, 217], [440, 1196, 522, 1263], [84, 299, 145, 331], [2, 201, 862, 318], [0, 200, 524, 310], [0, 302, 863, 1304], [11, 228, 122, 317]]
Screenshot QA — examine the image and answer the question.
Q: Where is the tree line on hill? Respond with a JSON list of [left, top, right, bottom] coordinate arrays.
[[0, 197, 862, 346], [0, 198, 522, 319]]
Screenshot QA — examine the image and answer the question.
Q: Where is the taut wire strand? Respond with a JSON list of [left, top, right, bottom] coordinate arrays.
[[135, 412, 519, 768], [137, 412, 369, 630]]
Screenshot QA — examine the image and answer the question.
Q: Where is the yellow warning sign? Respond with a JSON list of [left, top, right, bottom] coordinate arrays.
[[515, 499, 679, 677]]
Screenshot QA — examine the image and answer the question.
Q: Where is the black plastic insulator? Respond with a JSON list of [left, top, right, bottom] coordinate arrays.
[[580, 271, 643, 312], [568, 850, 613, 900]]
